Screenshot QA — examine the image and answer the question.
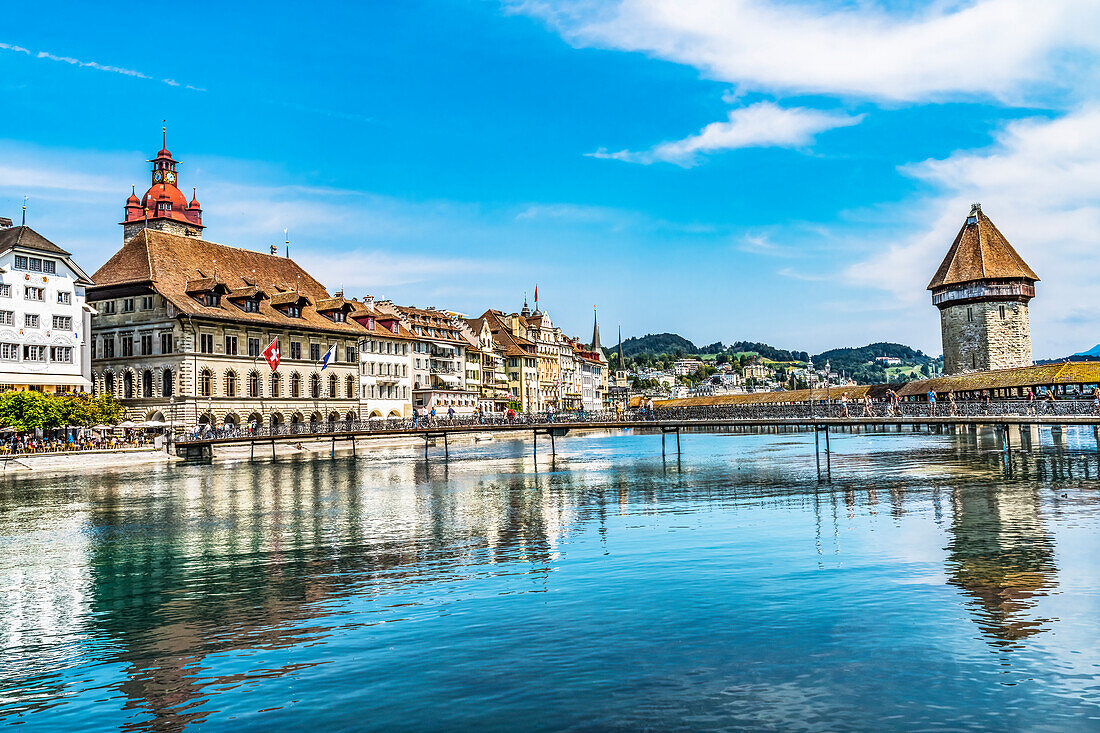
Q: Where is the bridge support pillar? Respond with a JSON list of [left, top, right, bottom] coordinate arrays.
[[1051, 425, 1065, 450]]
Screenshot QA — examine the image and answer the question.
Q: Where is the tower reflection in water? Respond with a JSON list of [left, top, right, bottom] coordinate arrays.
[[945, 479, 1058, 647]]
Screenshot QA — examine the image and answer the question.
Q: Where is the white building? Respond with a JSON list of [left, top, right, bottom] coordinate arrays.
[[673, 358, 705, 376], [351, 297, 415, 419], [0, 222, 94, 393]]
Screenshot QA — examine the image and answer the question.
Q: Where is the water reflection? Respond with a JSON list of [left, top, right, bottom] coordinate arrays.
[[945, 485, 1057, 647], [0, 429, 1097, 730]]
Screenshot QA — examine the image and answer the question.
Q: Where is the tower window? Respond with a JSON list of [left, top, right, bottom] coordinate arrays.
[[999, 305, 1006, 319], [967, 307, 973, 322]]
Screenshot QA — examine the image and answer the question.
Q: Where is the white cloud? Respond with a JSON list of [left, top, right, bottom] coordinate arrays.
[[846, 107, 1100, 357], [589, 102, 862, 166], [515, 0, 1100, 103], [1, 41, 203, 90]]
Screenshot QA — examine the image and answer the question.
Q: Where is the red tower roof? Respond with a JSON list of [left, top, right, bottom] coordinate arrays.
[[122, 137, 204, 229]]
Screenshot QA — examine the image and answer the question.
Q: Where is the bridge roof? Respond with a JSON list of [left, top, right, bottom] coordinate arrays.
[[656, 385, 875, 408], [897, 361, 1100, 396]]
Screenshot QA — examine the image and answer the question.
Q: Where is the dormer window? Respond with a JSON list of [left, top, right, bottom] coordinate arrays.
[[204, 292, 220, 307], [285, 304, 302, 318], [331, 311, 346, 323], [244, 299, 259, 313]]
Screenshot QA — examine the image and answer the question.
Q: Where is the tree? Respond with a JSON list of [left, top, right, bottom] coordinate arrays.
[[89, 395, 125, 425], [716, 353, 729, 366], [0, 391, 62, 431]]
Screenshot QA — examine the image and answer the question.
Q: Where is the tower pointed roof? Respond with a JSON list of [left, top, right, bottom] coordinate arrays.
[[928, 204, 1038, 290], [590, 307, 602, 351]]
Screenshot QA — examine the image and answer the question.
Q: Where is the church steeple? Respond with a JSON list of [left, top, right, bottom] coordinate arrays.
[[590, 306, 602, 351]]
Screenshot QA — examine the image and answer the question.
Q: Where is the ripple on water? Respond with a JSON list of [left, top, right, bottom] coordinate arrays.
[[0, 427, 1098, 730]]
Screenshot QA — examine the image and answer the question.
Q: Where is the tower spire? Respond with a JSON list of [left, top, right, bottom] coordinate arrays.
[[617, 323, 623, 370], [590, 306, 602, 351]]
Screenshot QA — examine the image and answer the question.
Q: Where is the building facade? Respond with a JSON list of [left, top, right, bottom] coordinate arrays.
[[89, 230, 364, 428], [0, 222, 94, 393], [929, 204, 1038, 375], [389, 304, 480, 415], [351, 297, 415, 419]]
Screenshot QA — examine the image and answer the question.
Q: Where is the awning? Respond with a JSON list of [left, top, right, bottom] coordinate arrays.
[[0, 373, 92, 387], [433, 374, 461, 386]]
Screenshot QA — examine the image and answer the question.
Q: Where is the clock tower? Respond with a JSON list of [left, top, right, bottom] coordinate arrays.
[[121, 126, 205, 242]]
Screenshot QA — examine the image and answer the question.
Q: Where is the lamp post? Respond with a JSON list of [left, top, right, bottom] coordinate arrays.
[[825, 361, 832, 417]]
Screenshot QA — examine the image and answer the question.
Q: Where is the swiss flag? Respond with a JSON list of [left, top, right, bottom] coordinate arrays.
[[262, 337, 281, 371]]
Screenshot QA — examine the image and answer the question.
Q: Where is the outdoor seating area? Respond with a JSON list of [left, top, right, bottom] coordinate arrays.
[[0, 419, 168, 456]]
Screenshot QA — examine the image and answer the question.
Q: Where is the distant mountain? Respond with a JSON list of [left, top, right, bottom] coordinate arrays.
[[1075, 344, 1100, 357]]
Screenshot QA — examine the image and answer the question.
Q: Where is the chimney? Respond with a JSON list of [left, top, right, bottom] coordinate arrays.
[[364, 295, 374, 307], [334, 289, 344, 298], [0, 217, 12, 228], [270, 244, 278, 255]]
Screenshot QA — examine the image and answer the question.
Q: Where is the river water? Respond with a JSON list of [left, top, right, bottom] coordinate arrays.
[[1, 427, 1099, 731]]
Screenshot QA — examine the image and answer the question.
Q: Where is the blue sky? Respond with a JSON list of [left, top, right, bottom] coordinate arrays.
[[2, 1, 1099, 358]]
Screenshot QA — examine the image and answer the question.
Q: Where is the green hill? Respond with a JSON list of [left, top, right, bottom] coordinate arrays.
[[811, 342, 939, 384]]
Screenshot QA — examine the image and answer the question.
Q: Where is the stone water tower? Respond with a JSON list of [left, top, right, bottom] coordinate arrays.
[[929, 204, 1038, 375]]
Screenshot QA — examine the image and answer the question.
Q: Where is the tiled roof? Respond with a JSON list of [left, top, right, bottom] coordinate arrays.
[[89, 229, 365, 335], [348, 303, 418, 341], [480, 309, 535, 357], [657, 385, 874, 408], [928, 208, 1039, 290], [184, 277, 227, 294], [897, 362, 1100, 396], [0, 225, 72, 256], [396, 305, 467, 344], [268, 290, 310, 307]]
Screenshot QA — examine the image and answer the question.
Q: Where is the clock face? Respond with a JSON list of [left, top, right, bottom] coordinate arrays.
[[165, 171, 176, 184], [153, 170, 163, 182]]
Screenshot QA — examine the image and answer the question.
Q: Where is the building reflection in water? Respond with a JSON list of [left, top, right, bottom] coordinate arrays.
[[945, 481, 1058, 648], [69, 452, 580, 731]]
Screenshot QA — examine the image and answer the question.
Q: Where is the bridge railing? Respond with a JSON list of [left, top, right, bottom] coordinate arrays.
[[176, 411, 630, 442], [173, 399, 1100, 443]]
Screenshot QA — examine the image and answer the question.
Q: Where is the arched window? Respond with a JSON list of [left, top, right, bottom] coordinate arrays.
[[225, 371, 237, 397], [105, 372, 115, 395], [310, 373, 320, 399], [123, 371, 134, 399], [249, 371, 261, 398], [270, 372, 281, 398], [291, 373, 301, 398], [142, 369, 153, 398], [328, 373, 338, 398], [162, 369, 173, 397], [345, 375, 355, 399], [200, 369, 213, 397]]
